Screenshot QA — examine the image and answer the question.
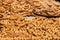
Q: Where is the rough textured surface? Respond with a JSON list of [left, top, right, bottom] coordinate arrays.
[[0, 0, 60, 40]]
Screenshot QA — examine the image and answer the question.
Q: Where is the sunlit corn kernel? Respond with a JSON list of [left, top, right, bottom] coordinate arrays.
[[25, 16, 35, 21]]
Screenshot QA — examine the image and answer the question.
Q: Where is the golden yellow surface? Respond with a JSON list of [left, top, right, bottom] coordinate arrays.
[[0, 0, 60, 40]]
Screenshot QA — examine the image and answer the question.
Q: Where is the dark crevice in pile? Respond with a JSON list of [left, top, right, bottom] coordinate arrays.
[[55, 0, 60, 2]]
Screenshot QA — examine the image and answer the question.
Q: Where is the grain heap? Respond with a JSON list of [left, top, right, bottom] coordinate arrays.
[[0, 0, 60, 40]]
